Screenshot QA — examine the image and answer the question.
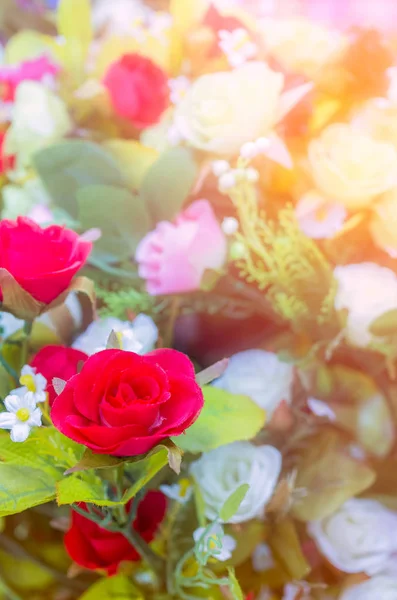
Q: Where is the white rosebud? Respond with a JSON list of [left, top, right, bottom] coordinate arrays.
[[339, 574, 397, 600], [221, 217, 239, 236], [73, 315, 158, 356], [0, 392, 42, 442], [212, 160, 230, 177], [213, 349, 294, 417], [334, 262, 397, 348], [308, 498, 397, 575], [218, 171, 237, 192], [240, 141, 258, 159], [190, 442, 282, 524], [193, 523, 236, 562]]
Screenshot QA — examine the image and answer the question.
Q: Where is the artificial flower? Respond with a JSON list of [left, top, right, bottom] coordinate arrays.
[[0, 217, 92, 305], [0, 391, 42, 442], [295, 191, 346, 239], [168, 76, 190, 105], [334, 262, 397, 348], [72, 315, 158, 355], [193, 523, 236, 562], [353, 98, 397, 151], [11, 365, 47, 404], [5, 81, 72, 169], [92, 0, 150, 38], [190, 442, 282, 524], [136, 200, 227, 295], [369, 187, 397, 256], [339, 574, 397, 600], [160, 479, 193, 504], [0, 55, 59, 102], [218, 28, 257, 68], [30, 346, 88, 406], [65, 491, 166, 575], [103, 53, 169, 128], [308, 123, 397, 210], [252, 543, 275, 572], [212, 349, 294, 416], [51, 348, 204, 456], [308, 498, 397, 575]]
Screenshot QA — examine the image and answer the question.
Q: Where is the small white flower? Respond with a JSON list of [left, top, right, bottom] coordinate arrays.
[[213, 349, 294, 417], [252, 543, 275, 572], [295, 192, 346, 239], [160, 479, 193, 504], [0, 392, 42, 442], [190, 442, 282, 524], [169, 76, 190, 105], [11, 365, 47, 404], [334, 263, 397, 348], [73, 315, 158, 356], [308, 498, 397, 575], [221, 217, 239, 236], [339, 573, 397, 600], [307, 397, 336, 421], [219, 28, 257, 68], [193, 523, 236, 562]]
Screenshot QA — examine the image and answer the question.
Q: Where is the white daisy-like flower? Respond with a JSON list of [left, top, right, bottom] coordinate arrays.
[[168, 76, 190, 105], [190, 442, 282, 524], [11, 365, 47, 404], [0, 392, 42, 442], [160, 479, 193, 504], [218, 28, 257, 68], [193, 523, 236, 562], [72, 315, 158, 356], [295, 192, 346, 239]]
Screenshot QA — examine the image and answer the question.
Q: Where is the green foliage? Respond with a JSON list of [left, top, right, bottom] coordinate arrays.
[[77, 184, 151, 262], [96, 285, 163, 319], [141, 147, 198, 224], [219, 484, 249, 522], [173, 387, 266, 453], [79, 575, 143, 600], [227, 568, 244, 600]]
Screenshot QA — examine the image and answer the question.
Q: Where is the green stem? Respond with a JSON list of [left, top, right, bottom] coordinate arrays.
[[20, 320, 33, 369], [121, 527, 165, 581], [0, 352, 18, 384]]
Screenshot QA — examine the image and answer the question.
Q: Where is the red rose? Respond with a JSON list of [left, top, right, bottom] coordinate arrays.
[[103, 53, 169, 129], [30, 345, 88, 406], [65, 491, 166, 575], [51, 348, 204, 456], [0, 217, 92, 304]]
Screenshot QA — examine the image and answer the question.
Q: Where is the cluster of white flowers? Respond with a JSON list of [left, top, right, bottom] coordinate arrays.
[[168, 76, 190, 105], [218, 28, 257, 68], [0, 365, 46, 442], [212, 160, 259, 193]]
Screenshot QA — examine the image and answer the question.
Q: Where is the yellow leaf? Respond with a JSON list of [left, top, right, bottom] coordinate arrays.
[[103, 140, 158, 190], [170, 0, 208, 34], [5, 31, 54, 65], [57, 0, 92, 47], [269, 518, 311, 580]]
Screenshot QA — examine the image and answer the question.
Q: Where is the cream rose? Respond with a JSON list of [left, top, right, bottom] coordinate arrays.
[[370, 188, 397, 256], [212, 349, 294, 417], [190, 442, 282, 524], [308, 498, 397, 575], [334, 263, 397, 348], [260, 17, 346, 79], [353, 99, 397, 151], [340, 574, 397, 600], [174, 62, 284, 156], [308, 124, 397, 210]]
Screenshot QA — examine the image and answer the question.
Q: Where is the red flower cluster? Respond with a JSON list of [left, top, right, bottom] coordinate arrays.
[[51, 348, 203, 456], [65, 491, 166, 574]]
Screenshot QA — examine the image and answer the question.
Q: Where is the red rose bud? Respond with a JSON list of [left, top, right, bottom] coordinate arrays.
[[65, 491, 167, 575], [103, 53, 169, 129], [30, 345, 88, 406], [51, 348, 204, 456], [0, 217, 92, 304]]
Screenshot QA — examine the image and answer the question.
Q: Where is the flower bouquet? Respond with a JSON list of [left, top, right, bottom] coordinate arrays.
[[0, 0, 397, 599]]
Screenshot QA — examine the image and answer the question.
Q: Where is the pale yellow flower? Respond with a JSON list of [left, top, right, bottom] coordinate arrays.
[[308, 124, 397, 210], [353, 98, 397, 151]]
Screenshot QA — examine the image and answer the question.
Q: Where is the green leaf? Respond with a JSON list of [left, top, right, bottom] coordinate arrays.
[[57, 448, 168, 506], [141, 147, 197, 224], [172, 387, 266, 453], [64, 448, 125, 474], [77, 185, 151, 263], [106, 330, 122, 350], [268, 518, 311, 580], [227, 568, 244, 600], [79, 575, 143, 600], [369, 309, 397, 336], [33, 140, 127, 218], [219, 484, 249, 522], [0, 464, 59, 517]]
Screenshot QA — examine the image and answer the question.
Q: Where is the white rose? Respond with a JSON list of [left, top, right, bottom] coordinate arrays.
[[5, 81, 72, 169], [339, 574, 397, 600], [174, 62, 284, 156], [212, 349, 294, 417], [190, 442, 282, 524], [334, 263, 397, 348], [308, 124, 397, 210], [308, 498, 397, 575], [72, 314, 158, 355]]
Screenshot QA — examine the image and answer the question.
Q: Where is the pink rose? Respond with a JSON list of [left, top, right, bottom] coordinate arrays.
[[136, 200, 227, 295]]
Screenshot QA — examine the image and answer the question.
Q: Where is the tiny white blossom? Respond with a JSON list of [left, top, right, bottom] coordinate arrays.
[[160, 479, 193, 504], [0, 392, 42, 442], [221, 217, 239, 236], [193, 523, 236, 562], [169, 76, 190, 105], [218, 28, 257, 68], [252, 543, 275, 572], [11, 365, 47, 404]]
